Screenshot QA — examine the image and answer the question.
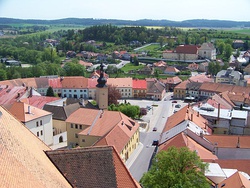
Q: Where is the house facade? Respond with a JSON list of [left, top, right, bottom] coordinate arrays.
[[9, 101, 53, 146], [198, 43, 216, 60], [132, 79, 147, 98], [107, 78, 133, 98], [215, 67, 246, 86], [163, 45, 199, 61], [66, 108, 140, 161], [61, 76, 89, 99]]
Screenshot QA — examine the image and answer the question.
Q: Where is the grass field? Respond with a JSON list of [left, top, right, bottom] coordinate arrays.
[[227, 28, 250, 35], [120, 63, 144, 72]]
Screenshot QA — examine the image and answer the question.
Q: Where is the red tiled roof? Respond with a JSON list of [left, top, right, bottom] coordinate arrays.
[[20, 96, 60, 109], [61, 76, 88, 88], [48, 78, 62, 88], [218, 171, 250, 188], [188, 74, 213, 83], [204, 135, 250, 148], [9, 101, 52, 122], [162, 105, 209, 133], [0, 106, 71, 188], [176, 45, 199, 54], [175, 80, 190, 89], [79, 60, 93, 67], [159, 133, 217, 161], [132, 79, 147, 89], [215, 159, 250, 175], [107, 78, 132, 88], [165, 66, 180, 73], [88, 78, 98, 89], [0, 85, 28, 110]]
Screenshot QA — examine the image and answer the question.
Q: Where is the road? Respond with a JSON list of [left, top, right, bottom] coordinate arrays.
[[126, 97, 174, 182]]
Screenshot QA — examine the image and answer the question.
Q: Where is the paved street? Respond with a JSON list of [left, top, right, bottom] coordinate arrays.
[[124, 93, 175, 182]]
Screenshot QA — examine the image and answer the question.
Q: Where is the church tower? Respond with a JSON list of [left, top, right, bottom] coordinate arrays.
[[96, 63, 108, 110]]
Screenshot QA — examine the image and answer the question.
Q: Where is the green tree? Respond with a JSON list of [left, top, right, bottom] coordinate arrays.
[[0, 69, 7, 81], [140, 147, 209, 188], [208, 61, 221, 76], [133, 56, 139, 66], [46, 86, 55, 97], [224, 44, 233, 60]]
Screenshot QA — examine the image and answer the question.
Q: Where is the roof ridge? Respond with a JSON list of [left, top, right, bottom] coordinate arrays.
[[87, 110, 103, 135]]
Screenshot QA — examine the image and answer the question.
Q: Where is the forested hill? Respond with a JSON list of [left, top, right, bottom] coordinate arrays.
[[0, 17, 250, 28]]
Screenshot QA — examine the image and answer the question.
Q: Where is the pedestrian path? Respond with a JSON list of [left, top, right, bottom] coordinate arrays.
[[126, 142, 144, 169]]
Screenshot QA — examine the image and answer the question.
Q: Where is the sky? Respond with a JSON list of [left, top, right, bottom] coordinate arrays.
[[0, 0, 249, 21]]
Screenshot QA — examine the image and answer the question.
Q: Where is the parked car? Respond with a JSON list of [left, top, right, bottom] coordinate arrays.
[[153, 127, 157, 131], [172, 100, 177, 103], [152, 140, 159, 146], [175, 104, 181, 108]]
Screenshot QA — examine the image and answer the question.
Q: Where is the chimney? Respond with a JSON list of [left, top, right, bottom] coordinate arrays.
[[217, 103, 220, 122], [191, 113, 193, 121], [197, 112, 200, 117], [63, 101, 66, 106], [28, 106, 31, 114]]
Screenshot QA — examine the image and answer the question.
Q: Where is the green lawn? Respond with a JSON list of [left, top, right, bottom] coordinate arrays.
[[136, 43, 161, 52], [120, 63, 144, 72], [227, 28, 250, 35]]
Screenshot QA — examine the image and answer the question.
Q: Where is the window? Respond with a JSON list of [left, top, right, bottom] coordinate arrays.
[[71, 124, 73, 128], [82, 139, 85, 142], [74, 90, 76, 92], [69, 90, 72, 92], [75, 124, 78, 129], [84, 90, 86, 92], [40, 120, 42, 125], [80, 125, 83, 129], [75, 133, 78, 138], [80, 90, 83, 92], [64, 90, 66, 92], [36, 121, 39, 127], [37, 132, 39, 137], [41, 130, 43, 135]]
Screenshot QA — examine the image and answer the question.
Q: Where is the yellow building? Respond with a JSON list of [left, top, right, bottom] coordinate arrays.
[[66, 108, 140, 162], [173, 80, 190, 99]]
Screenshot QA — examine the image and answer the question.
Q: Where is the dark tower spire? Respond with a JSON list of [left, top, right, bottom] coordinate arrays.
[[96, 63, 107, 88]]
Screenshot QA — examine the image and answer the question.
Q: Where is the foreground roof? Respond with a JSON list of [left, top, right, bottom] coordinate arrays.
[[9, 101, 52, 122], [46, 146, 140, 188], [0, 106, 71, 188], [218, 171, 250, 188]]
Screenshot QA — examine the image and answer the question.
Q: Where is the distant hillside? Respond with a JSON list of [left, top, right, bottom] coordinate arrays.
[[0, 17, 250, 28]]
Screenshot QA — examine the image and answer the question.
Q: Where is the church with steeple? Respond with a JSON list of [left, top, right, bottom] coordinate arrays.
[[96, 63, 108, 110]]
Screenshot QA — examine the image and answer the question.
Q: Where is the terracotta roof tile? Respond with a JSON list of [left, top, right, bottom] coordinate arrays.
[[163, 105, 209, 133], [133, 79, 147, 89], [94, 113, 139, 153], [20, 96, 60, 109], [159, 133, 217, 161], [215, 159, 250, 175], [61, 76, 88, 88], [188, 74, 214, 83], [9, 101, 51, 122], [218, 171, 250, 188], [176, 45, 199, 54], [107, 78, 132, 88], [204, 135, 250, 148], [46, 146, 140, 188], [0, 106, 71, 188]]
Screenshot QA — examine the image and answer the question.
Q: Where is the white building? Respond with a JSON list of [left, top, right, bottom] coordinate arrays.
[[9, 101, 53, 146]]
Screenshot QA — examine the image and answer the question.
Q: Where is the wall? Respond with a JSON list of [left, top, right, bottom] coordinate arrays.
[[53, 119, 67, 135], [66, 122, 89, 146], [215, 148, 250, 159], [53, 132, 67, 145], [62, 88, 88, 99], [25, 114, 53, 146]]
